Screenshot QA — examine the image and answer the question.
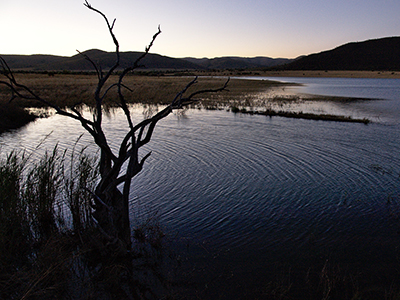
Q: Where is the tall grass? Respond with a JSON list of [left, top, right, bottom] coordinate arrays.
[[24, 146, 66, 239], [64, 138, 99, 233], [0, 151, 32, 271], [0, 145, 172, 299], [0, 146, 100, 298]]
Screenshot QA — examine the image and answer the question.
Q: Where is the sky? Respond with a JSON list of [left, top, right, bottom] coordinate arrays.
[[1, 0, 400, 59]]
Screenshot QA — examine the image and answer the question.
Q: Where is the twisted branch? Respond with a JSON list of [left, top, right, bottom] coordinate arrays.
[[0, 1, 229, 251]]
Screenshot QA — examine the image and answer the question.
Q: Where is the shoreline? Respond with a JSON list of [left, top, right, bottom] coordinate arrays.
[[244, 70, 400, 79], [0, 72, 380, 133]]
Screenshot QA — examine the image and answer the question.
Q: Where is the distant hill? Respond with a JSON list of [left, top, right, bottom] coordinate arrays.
[[279, 37, 400, 71], [3, 37, 399, 71], [1, 50, 292, 71], [0, 49, 203, 71], [182, 56, 293, 69]]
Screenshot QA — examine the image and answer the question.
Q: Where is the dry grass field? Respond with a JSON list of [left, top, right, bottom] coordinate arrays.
[[0, 72, 377, 132], [0, 73, 286, 108], [0, 73, 288, 132]]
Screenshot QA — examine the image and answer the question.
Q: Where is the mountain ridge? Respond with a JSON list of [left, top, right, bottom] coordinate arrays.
[[0, 49, 292, 71], [2, 36, 400, 71], [279, 36, 400, 70]]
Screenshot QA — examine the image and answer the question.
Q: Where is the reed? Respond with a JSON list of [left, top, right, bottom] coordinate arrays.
[[0, 151, 32, 272], [0, 146, 96, 298], [24, 146, 66, 239], [0, 145, 173, 298], [230, 107, 371, 124], [64, 139, 99, 233]]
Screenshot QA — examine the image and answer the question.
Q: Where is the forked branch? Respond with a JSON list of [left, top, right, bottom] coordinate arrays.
[[0, 1, 229, 252]]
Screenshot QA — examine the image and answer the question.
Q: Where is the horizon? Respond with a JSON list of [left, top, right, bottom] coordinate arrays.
[[2, 35, 397, 60], [0, 47, 301, 60], [2, 1, 400, 59]]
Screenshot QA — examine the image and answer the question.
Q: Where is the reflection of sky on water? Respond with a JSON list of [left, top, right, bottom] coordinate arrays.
[[248, 77, 400, 125], [1, 104, 400, 298]]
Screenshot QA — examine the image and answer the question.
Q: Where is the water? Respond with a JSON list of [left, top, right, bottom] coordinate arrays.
[[250, 76, 400, 125], [1, 78, 400, 298]]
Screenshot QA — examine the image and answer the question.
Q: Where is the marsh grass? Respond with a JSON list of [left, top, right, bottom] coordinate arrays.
[[0, 73, 284, 108], [0, 147, 94, 297], [0, 145, 176, 299], [64, 137, 99, 233], [1, 73, 373, 131]]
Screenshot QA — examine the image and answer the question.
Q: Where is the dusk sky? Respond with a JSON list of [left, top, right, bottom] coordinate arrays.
[[2, 0, 400, 59]]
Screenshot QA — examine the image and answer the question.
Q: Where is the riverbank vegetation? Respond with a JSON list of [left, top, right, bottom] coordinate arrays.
[[0, 146, 175, 299], [0, 72, 375, 133], [231, 106, 370, 124]]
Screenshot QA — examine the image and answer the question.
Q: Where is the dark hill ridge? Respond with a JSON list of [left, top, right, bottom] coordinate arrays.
[[2, 36, 400, 71], [280, 36, 400, 71], [1, 50, 292, 71], [1, 50, 202, 71], [182, 56, 292, 69]]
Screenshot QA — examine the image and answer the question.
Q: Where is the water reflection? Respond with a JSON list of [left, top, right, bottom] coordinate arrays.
[[243, 77, 400, 125], [1, 87, 400, 297]]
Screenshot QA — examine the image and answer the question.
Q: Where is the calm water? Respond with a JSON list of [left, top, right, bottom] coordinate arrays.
[[1, 77, 400, 298], [250, 76, 400, 125]]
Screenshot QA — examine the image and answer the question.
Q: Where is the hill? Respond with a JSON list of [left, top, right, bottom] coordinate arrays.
[[182, 56, 293, 69], [3, 37, 399, 72], [1, 49, 203, 71], [279, 37, 400, 71], [0, 50, 291, 71]]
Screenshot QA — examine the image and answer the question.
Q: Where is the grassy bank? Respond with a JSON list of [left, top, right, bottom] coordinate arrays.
[[0, 73, 375, 133], [0, 73, 287, 132], [0, 147, 171, 299], [0, 73, 285, 108]]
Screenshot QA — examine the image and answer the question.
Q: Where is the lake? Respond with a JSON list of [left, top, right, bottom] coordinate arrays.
[[1, 77, 400, 298]]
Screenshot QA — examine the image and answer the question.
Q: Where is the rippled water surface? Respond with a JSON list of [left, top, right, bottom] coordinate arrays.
[[1, 77, 400, 298]]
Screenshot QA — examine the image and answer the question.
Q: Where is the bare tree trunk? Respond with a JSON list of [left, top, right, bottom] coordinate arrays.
[[0, 1, 229, 256]]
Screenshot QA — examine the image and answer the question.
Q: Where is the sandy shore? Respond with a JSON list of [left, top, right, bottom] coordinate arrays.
[[253, 70, 400, 79]]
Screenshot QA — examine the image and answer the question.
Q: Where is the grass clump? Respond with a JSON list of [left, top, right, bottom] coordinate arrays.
[[0, 145, 172, 299], [230, 107, 371, 124], [0, 148, 92, 298]]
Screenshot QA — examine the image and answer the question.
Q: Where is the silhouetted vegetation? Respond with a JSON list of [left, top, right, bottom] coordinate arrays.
[[230, 106, 370, 124], [0, 74, 287, 132], [0, 100, 37, 133], [0, 0, 228, 276], [0, 147, 175, 299], [0, 2, 392, 299]]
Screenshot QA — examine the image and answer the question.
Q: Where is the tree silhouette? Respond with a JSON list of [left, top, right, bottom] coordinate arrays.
[[0, 1, 229, 254]]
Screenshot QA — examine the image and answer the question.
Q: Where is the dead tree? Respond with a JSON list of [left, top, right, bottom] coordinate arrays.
[[0, 1, 229, 254]]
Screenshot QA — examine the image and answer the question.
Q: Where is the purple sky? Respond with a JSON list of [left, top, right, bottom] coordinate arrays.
[[2, 0, 400, 58]]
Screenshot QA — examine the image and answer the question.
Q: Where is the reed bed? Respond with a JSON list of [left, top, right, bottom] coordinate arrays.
[[0, 145, 178, 299], [1, 73, 373, 132], [0, 73, 284, 108]]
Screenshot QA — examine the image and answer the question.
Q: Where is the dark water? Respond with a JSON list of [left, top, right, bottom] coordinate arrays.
[[134, 109, 400, 297], [1, 77, 400, 298]]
